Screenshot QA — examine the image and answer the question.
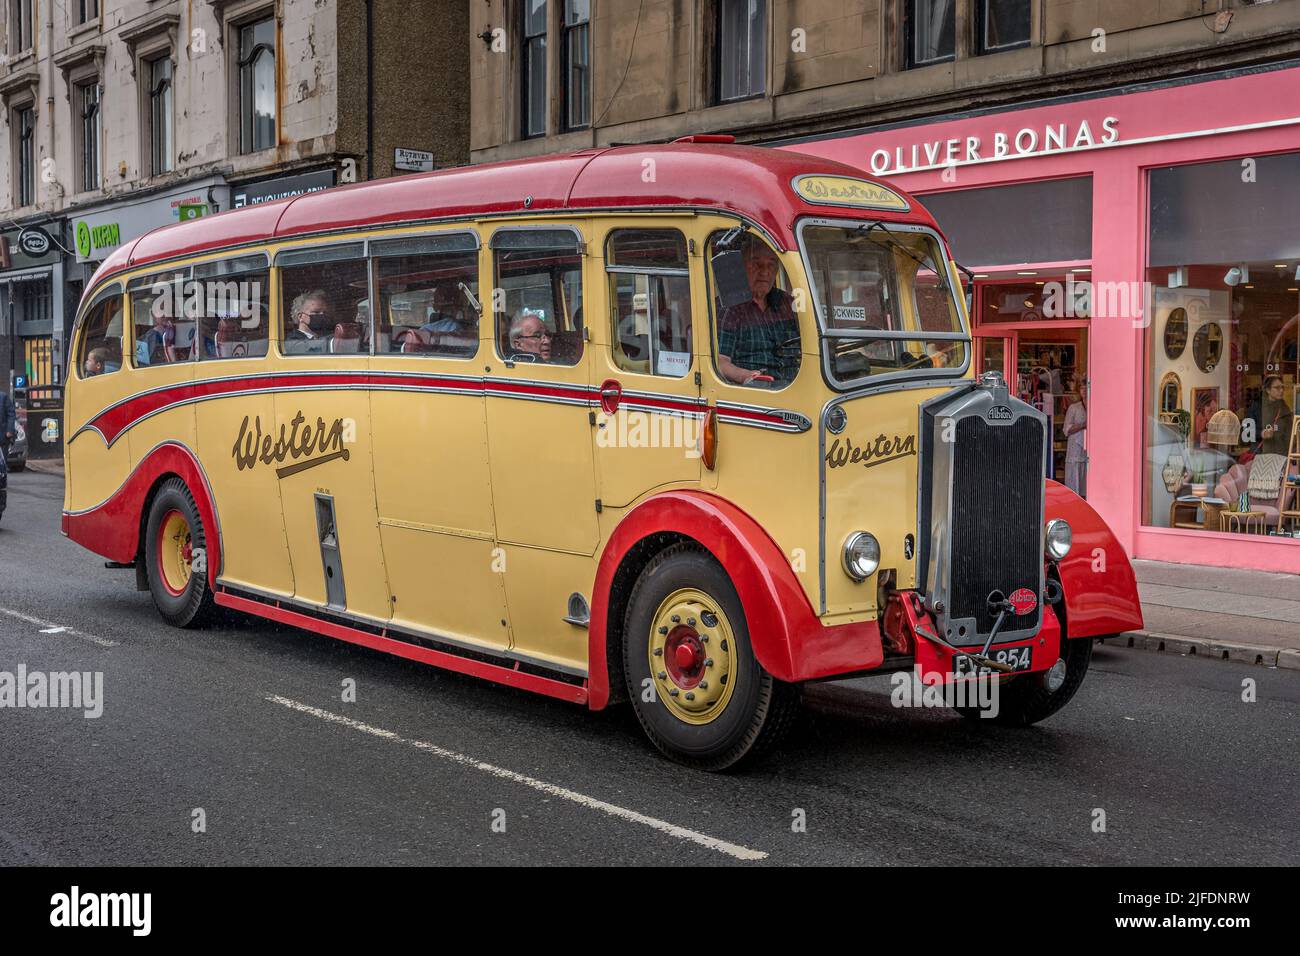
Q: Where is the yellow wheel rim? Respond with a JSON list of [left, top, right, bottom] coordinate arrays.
[[648, 588, 738, 725], [158, 509, 193, 596]]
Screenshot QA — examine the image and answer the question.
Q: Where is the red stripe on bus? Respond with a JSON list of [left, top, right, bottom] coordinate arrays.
[[214, 590, 589, 705]]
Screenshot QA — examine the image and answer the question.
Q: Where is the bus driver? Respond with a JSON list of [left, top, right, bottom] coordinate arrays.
[[716, 237, 801, 387]]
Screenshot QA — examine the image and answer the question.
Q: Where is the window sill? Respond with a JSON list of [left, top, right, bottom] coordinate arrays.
[[68, 19, 102, 42], [3, 49, 35, 70]]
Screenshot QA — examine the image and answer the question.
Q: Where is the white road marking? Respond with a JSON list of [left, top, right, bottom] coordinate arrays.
[[0, 607, 120, 648], [266, 694, 768, 862]]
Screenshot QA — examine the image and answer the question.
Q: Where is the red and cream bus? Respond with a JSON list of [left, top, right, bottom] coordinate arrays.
[[63, 139, 1143, 769]]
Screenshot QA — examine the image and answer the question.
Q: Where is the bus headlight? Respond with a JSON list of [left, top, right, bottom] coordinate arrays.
[[842, 532, 881, 582], [1045, 519, 1073, 561]]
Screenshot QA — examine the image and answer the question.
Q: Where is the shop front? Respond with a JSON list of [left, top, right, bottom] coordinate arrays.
[[1, 222, 70, 458], [782, 63, 1300, 574]]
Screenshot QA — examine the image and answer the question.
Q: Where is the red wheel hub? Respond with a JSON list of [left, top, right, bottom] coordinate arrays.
[[664, 626, 706, 689]]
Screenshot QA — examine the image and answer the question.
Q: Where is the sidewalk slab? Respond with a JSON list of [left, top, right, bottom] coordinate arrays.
[[24, 459, 64, 477]]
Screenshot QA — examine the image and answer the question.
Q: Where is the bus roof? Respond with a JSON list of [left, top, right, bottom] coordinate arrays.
[[91, 142, 937, 286]]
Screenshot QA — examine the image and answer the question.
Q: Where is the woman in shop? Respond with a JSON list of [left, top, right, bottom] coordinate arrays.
[[1063, 372, 1088, 497], [1244, 375, 1294, 457]]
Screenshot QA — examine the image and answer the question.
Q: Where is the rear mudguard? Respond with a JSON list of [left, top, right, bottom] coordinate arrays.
[[1045, 480, 1144, 638]]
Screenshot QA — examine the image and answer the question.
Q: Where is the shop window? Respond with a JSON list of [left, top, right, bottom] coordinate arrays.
[[905, 0, 955, 68], [278, 244, 370, 356], [492, 228, 584, 366], [76, 287, 124, 378], [373, 233, 480, 359], [716, 0, 766, 102], [606, 229, 692, 377], [976, 0, 1030, 55], [562, 0, 590, 130], [521, 0, 547, 138], [1144, 152, 1300, 537], [917, 178, 1093, 267], [236, 15, 276, 154], [193, 257, 270, 361], [707, 230, 800, 388]]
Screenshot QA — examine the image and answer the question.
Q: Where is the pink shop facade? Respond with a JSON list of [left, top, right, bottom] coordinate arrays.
[[783, 64, 1300, 574]]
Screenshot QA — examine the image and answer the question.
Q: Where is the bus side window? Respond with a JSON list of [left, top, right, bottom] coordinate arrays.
[[706, 231, 801, 389], [491, 228, 584, 367], [131, 273, 195, 367], [371, 233, 480, 358], [193, 257, 271, 361], [76, 288, 124, 378], [276, 243, 370, 356], [606, 229, 692, 378]]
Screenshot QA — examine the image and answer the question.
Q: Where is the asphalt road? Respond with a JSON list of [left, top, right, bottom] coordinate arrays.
[[1, 468, 1297, 866]]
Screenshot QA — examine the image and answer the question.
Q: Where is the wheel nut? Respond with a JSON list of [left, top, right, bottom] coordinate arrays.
[[684, 692, 695, 701], [699, 681, 708, 690], [657, 671, 667, 680], [686, 618, 696, 626], [668, 688, 679, 697], [704, 658, 713, 667], [653, 647, 663, 656], [671, 615, 681, 623], [657, 626, 668, 635]]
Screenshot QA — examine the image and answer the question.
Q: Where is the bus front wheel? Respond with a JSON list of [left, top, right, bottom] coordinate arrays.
[[622, 543, 799, 771], [144, 478, 218, 628]]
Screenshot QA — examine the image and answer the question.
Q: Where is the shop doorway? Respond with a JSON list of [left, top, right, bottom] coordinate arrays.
[[972, 274, 1090, 496]]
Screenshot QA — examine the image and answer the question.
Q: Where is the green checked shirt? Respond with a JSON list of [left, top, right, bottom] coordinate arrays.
[[717, 290, 801, 385]]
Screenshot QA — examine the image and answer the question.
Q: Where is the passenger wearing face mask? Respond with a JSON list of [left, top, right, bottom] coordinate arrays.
[[286, 289, 332, 351]]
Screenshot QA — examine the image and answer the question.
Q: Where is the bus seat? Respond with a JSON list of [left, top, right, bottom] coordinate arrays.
[[331, 322, 363, 354]]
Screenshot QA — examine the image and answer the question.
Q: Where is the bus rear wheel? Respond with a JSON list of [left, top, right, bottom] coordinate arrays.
[[622, 543, 798, 771], [144, 478, 217, 628]]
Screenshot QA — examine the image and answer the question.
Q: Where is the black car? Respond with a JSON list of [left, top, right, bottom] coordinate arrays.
[[4, 409, 27, 472]]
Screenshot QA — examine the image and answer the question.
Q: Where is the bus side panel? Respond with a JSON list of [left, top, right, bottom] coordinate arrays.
[[126, 365, 197, 490], [272, 375, 393, 620], [370, 379, 510, 654], [195, 376, 295, 597], [497, 545, 592, 673]]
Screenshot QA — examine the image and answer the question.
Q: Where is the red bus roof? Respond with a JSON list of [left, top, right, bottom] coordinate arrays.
[[92, 143, 936, 286]]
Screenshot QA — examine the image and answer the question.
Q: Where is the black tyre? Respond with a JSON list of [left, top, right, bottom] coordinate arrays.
[[143, 478, 218, 628], [954, 628, 1092, 726], [622, 543, 799, 771]]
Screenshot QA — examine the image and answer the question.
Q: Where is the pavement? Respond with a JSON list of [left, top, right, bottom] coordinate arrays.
[[1, 467, 1298, 866]]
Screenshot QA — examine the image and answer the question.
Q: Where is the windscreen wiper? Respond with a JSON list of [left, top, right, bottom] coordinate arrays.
[[855, 221, 948, 289]]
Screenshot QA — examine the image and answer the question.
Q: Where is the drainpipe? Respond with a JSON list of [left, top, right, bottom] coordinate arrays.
[[365, 0, 374, 180]]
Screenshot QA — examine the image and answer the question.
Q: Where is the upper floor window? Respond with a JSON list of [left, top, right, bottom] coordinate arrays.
[[8, 0, 33, 53], [77, 0, 99, 24], [977, 0, 1030, 54], [521, 0, 548, 138], [14, 105, 35, 207], [562, 0, 590, 131], [147, 55, 174, 175], [77, 80, 101, 193], [716, 0, 765, 103], [905, 0, 955, 68], [237, 15, 276, 153]]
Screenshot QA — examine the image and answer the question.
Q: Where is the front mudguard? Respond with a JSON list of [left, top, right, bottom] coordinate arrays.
[[1045, 480, 1144, 638]]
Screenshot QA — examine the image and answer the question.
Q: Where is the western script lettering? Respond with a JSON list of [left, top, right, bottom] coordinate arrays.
[[232, 413, 347, 473], [825, 433, 917, 469]]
